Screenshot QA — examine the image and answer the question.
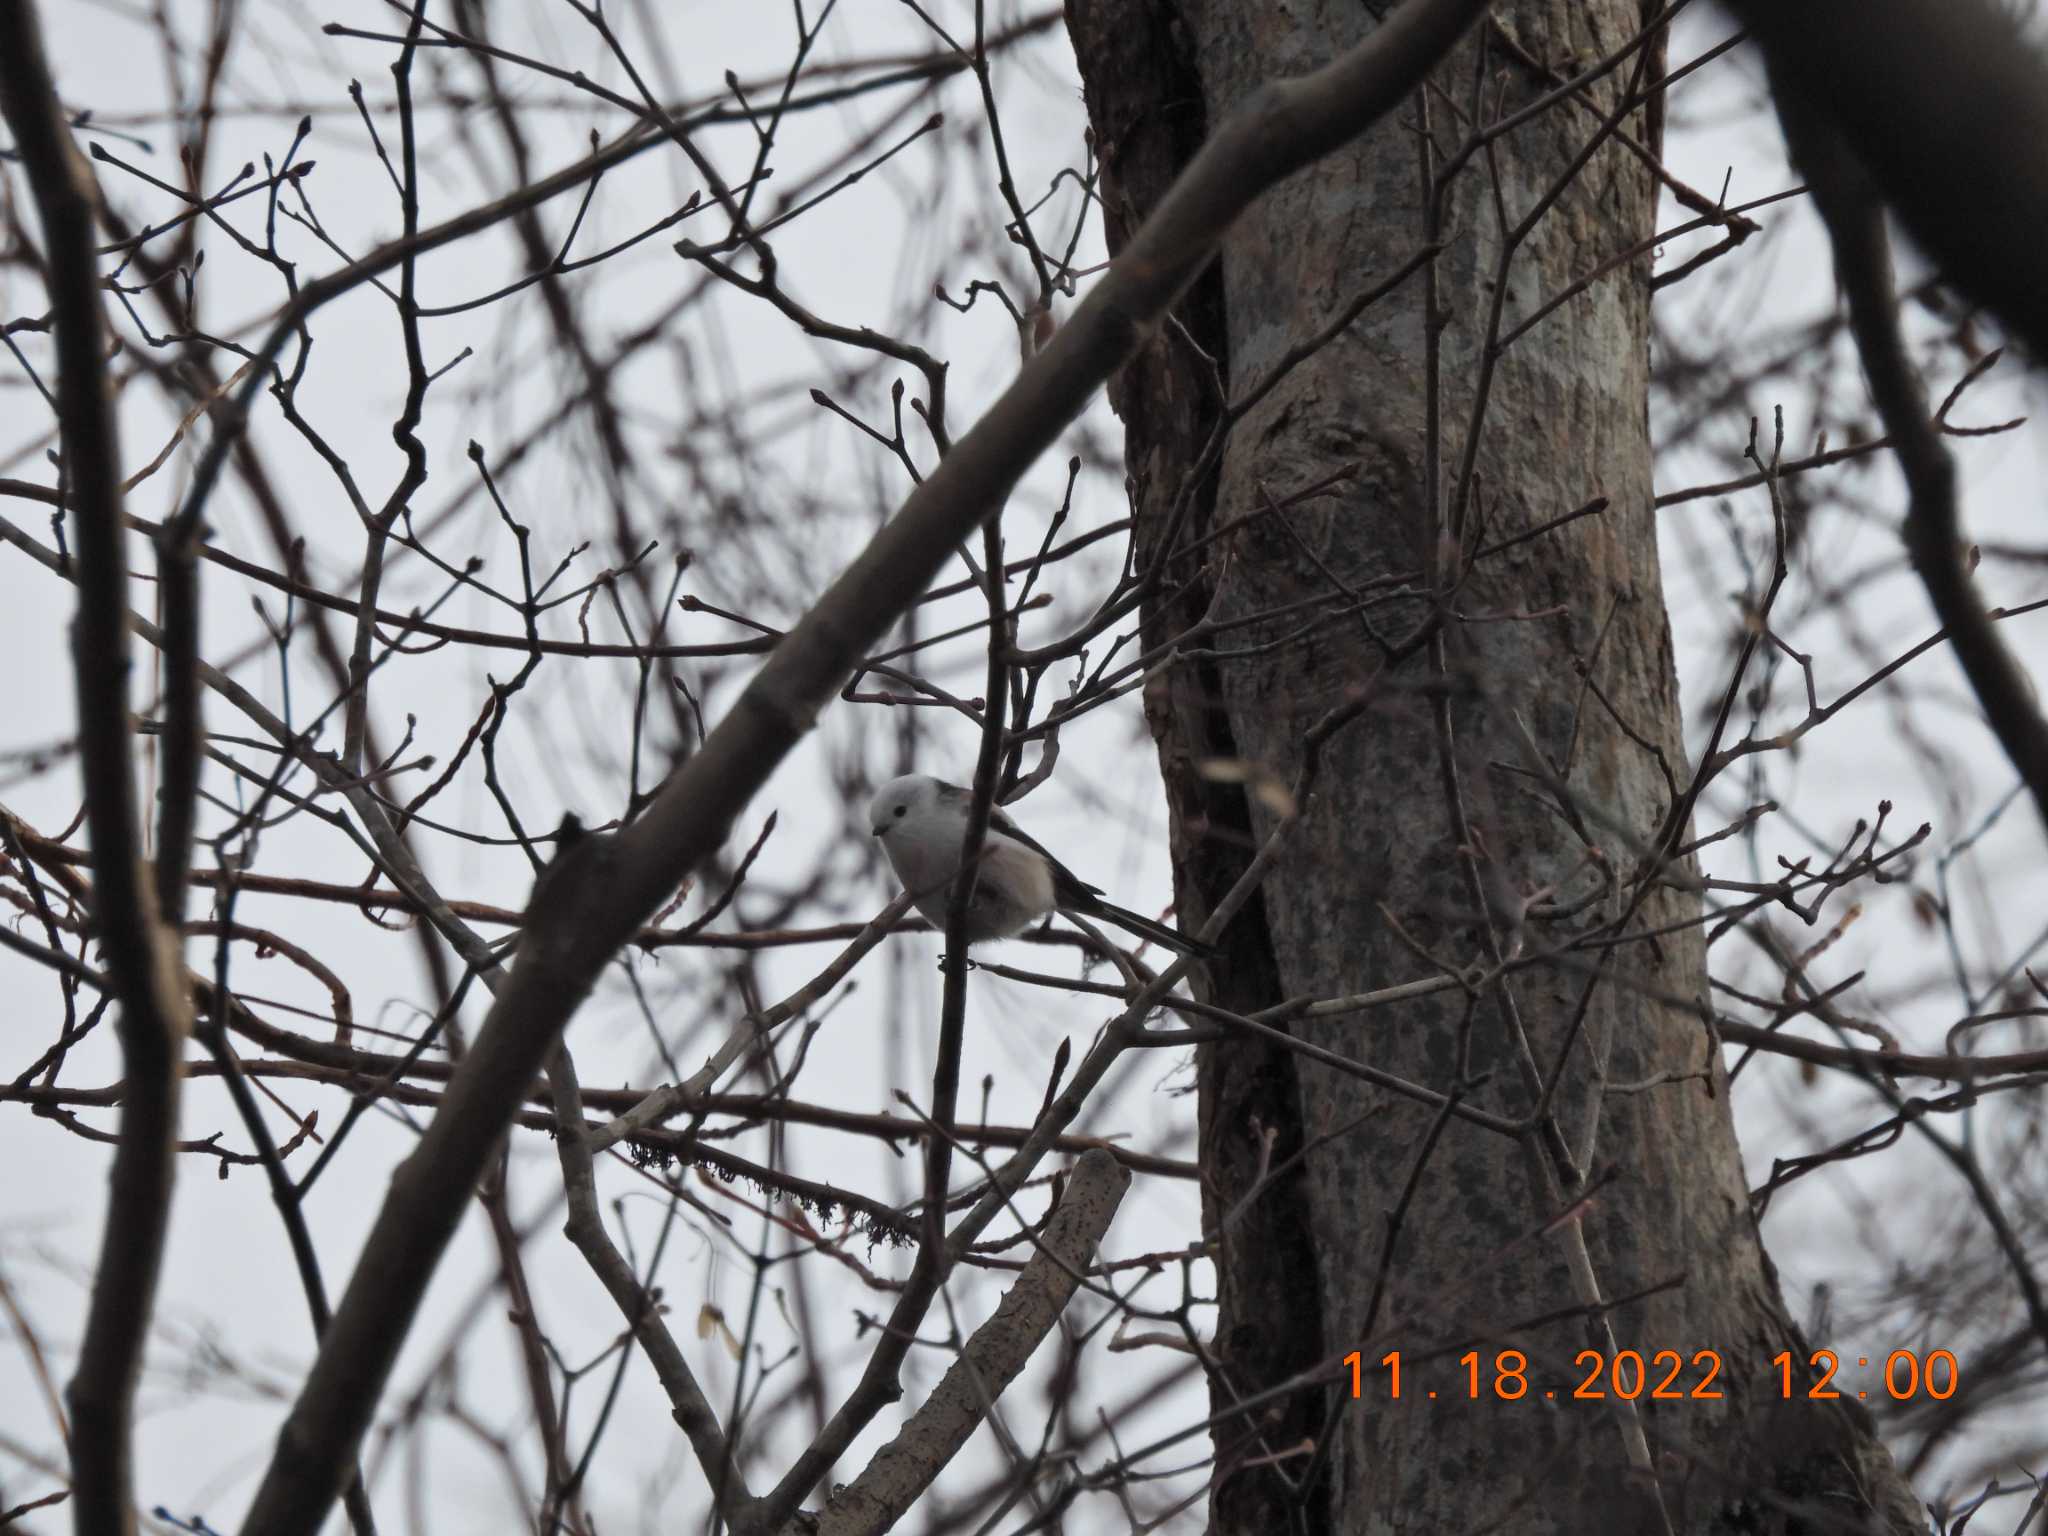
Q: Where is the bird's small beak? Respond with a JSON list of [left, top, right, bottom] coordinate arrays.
[[871, 826, 886, 838]]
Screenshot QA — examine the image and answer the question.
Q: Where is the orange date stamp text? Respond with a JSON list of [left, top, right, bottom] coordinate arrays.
[[1344, 1347, 1959, 1403]]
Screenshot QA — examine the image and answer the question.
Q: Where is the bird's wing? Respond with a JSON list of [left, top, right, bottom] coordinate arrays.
[[959, 788, 1211, 956], [988, 804, 1104, 899]]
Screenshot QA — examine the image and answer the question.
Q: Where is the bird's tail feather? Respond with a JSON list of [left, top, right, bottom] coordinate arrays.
[[1086, 898, 1220, 959]]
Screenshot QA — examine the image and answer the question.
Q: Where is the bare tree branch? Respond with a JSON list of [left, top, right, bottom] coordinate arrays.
[[229, 2, 1491, 1528], [811, 1148, 1130, 1536], [0, 9, 193, 1533], [1765, 43, 2048, 833], [548, 1038, 753, 1522], [1729, 0, 2048, 362]]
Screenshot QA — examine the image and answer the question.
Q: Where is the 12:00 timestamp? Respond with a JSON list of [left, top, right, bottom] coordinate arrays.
[[1345, 1348, 1960, 1402]]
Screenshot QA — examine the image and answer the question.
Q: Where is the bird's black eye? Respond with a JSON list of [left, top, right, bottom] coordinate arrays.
[[893, 804, 907, 818]]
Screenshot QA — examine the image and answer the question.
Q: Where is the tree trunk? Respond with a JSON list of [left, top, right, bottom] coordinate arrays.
[[1065, 2, 1926, 1531]]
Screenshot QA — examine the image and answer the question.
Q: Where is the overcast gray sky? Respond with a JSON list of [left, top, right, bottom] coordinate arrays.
[[3, 2, 2044, 1530]]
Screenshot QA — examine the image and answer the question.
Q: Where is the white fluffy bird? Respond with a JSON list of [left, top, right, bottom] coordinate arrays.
[[867, 773, 1217, 956]]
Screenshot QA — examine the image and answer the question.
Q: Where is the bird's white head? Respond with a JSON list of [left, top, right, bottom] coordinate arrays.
[[868, 773, 948, 842]]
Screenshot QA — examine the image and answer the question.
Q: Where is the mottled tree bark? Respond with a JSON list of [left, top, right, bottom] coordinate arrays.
[[1066, 2, 1925, 1531]]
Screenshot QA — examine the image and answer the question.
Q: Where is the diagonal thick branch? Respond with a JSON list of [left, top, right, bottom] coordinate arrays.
[[1728, 0, 2048, 364], [0, 7, 194, 1534], [1758, 33, 2048, 835], [810, 1149, 1131, 1536], [232, 0, 1492, 1529]]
